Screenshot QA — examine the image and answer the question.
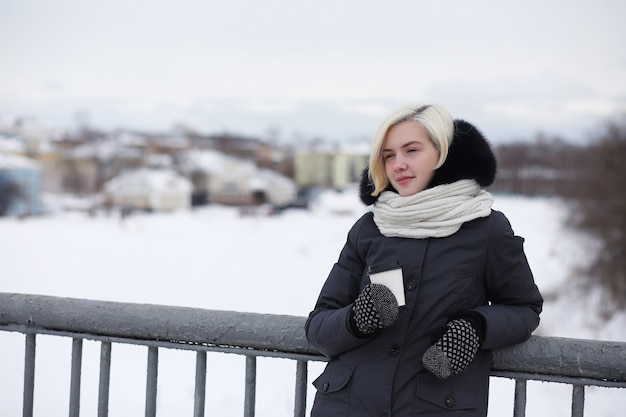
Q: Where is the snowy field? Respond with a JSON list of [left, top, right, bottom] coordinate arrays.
[[1, 190, 625, 417]]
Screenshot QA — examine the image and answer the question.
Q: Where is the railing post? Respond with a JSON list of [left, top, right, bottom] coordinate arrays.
[[194, 351, 207, 417], [244, 356, 257, 417], [571, 385, 585, 417], [23, 333, 36, 417], [98, 341, 112, 417], [69, 338, 83, 417], [513, 379, 527, 417], [294, 360, 308, 417], [145, 347, 159, 417]]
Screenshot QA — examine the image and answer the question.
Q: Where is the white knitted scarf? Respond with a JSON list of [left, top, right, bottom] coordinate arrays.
[[373, 179, 494, 239]]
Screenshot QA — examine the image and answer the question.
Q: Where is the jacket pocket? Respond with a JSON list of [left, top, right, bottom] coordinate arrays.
[[310, 364, 354, 416], [451, 271, 477, 311], [414, 372, 478, 414]]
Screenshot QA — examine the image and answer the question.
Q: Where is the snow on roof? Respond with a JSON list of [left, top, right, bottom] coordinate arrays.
[[115, 132, 147, 147], [0, 152, 40, 170], [0, 134, 25, 153], [105, 168, 192, 194], [250, 168, 296, 191], [184, 150, 256, 175], [70, 137, 143, 160]]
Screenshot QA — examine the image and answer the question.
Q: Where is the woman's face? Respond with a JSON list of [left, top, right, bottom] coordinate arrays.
[[383, 120, 440, 196]]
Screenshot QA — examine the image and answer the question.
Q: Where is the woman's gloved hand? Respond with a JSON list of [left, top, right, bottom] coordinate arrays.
[[351, 283, 399, 335], [422, 318, 481, 379]]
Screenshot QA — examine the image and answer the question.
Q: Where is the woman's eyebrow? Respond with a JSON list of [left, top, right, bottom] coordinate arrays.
[[383, 140, 422, 152]]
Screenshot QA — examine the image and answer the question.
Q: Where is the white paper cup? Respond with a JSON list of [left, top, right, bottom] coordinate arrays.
[[369, 267, 405, 306]]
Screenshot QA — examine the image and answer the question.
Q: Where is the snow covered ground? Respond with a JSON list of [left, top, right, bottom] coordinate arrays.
[[1, 190, 625, 416]]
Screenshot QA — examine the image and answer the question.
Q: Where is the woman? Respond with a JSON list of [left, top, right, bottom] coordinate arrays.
[[305, 103, 543, 416]]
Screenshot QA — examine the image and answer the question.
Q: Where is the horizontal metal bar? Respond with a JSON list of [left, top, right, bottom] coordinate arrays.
[[490, 371, 626, 389], [1, 292, 625, 385], [492, 334, 626, 382], [0, 323, 327, 362], [5, 329, 625, 397], [0, 292, 315, 355]]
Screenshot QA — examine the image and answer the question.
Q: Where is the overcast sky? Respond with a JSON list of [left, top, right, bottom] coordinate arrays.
[[1, 0, 625, 143]]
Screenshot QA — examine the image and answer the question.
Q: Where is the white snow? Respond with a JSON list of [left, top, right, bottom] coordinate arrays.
[[104, 168, 193, 194], [0, 152, 41, 170], [1, 191, 624, 417], [185, 149, 257, 175]]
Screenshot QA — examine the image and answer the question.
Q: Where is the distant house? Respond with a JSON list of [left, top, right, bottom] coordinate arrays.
[[0, 121, 71, 194], [0, 153, 43, 216], [294, 144, 369, 190], [250, 169, 298, 207], [103, 168, 192, 212], [62, 132, 146, 194], [183, 150, 296, 206]]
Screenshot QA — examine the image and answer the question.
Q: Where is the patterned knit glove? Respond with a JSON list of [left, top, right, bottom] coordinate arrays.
[[352, 283, 399, 335], [422, 318, 480, 379]]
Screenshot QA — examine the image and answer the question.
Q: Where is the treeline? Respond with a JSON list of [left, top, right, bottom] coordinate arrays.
[[561, 115, 625, 313], [492, 135, 579, 196], [492, 115, 626, 312]]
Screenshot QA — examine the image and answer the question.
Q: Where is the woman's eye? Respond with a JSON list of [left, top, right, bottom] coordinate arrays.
[[384, 154, 394, 160]]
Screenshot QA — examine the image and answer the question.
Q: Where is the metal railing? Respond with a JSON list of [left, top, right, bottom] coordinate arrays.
[[0, 292, 624, 417]]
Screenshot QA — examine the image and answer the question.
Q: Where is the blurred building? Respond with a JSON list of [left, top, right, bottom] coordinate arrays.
[[0, 152, 43, 216], [250, 168, 298, 207], [182, 150, 296, 207], [0, 123, 66, 194], [294, 143, 369, 190], [103, 168, 192, 212]]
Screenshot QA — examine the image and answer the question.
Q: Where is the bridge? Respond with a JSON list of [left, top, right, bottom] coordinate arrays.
[[1, 292, 624, 417]]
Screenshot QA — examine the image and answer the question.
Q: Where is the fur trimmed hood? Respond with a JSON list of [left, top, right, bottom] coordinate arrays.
[[359, 119, 497, 205]]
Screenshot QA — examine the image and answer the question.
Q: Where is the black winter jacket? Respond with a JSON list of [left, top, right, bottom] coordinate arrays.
[[305, 209, 543, 416]]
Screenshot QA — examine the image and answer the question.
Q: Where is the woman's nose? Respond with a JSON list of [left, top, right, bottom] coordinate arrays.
[[394, 156, 407, 171]]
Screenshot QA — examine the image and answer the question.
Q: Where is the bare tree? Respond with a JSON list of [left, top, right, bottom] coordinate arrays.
[[493, 135, 580, 196], [564, 114, 626, 311]]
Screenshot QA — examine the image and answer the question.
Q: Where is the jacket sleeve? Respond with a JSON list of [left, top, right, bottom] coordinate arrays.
[[471, 210, 543, 350], [305, 216, 373, 358]]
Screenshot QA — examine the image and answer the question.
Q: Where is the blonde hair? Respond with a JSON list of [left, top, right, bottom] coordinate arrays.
[[368, 103, 454, 197]]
